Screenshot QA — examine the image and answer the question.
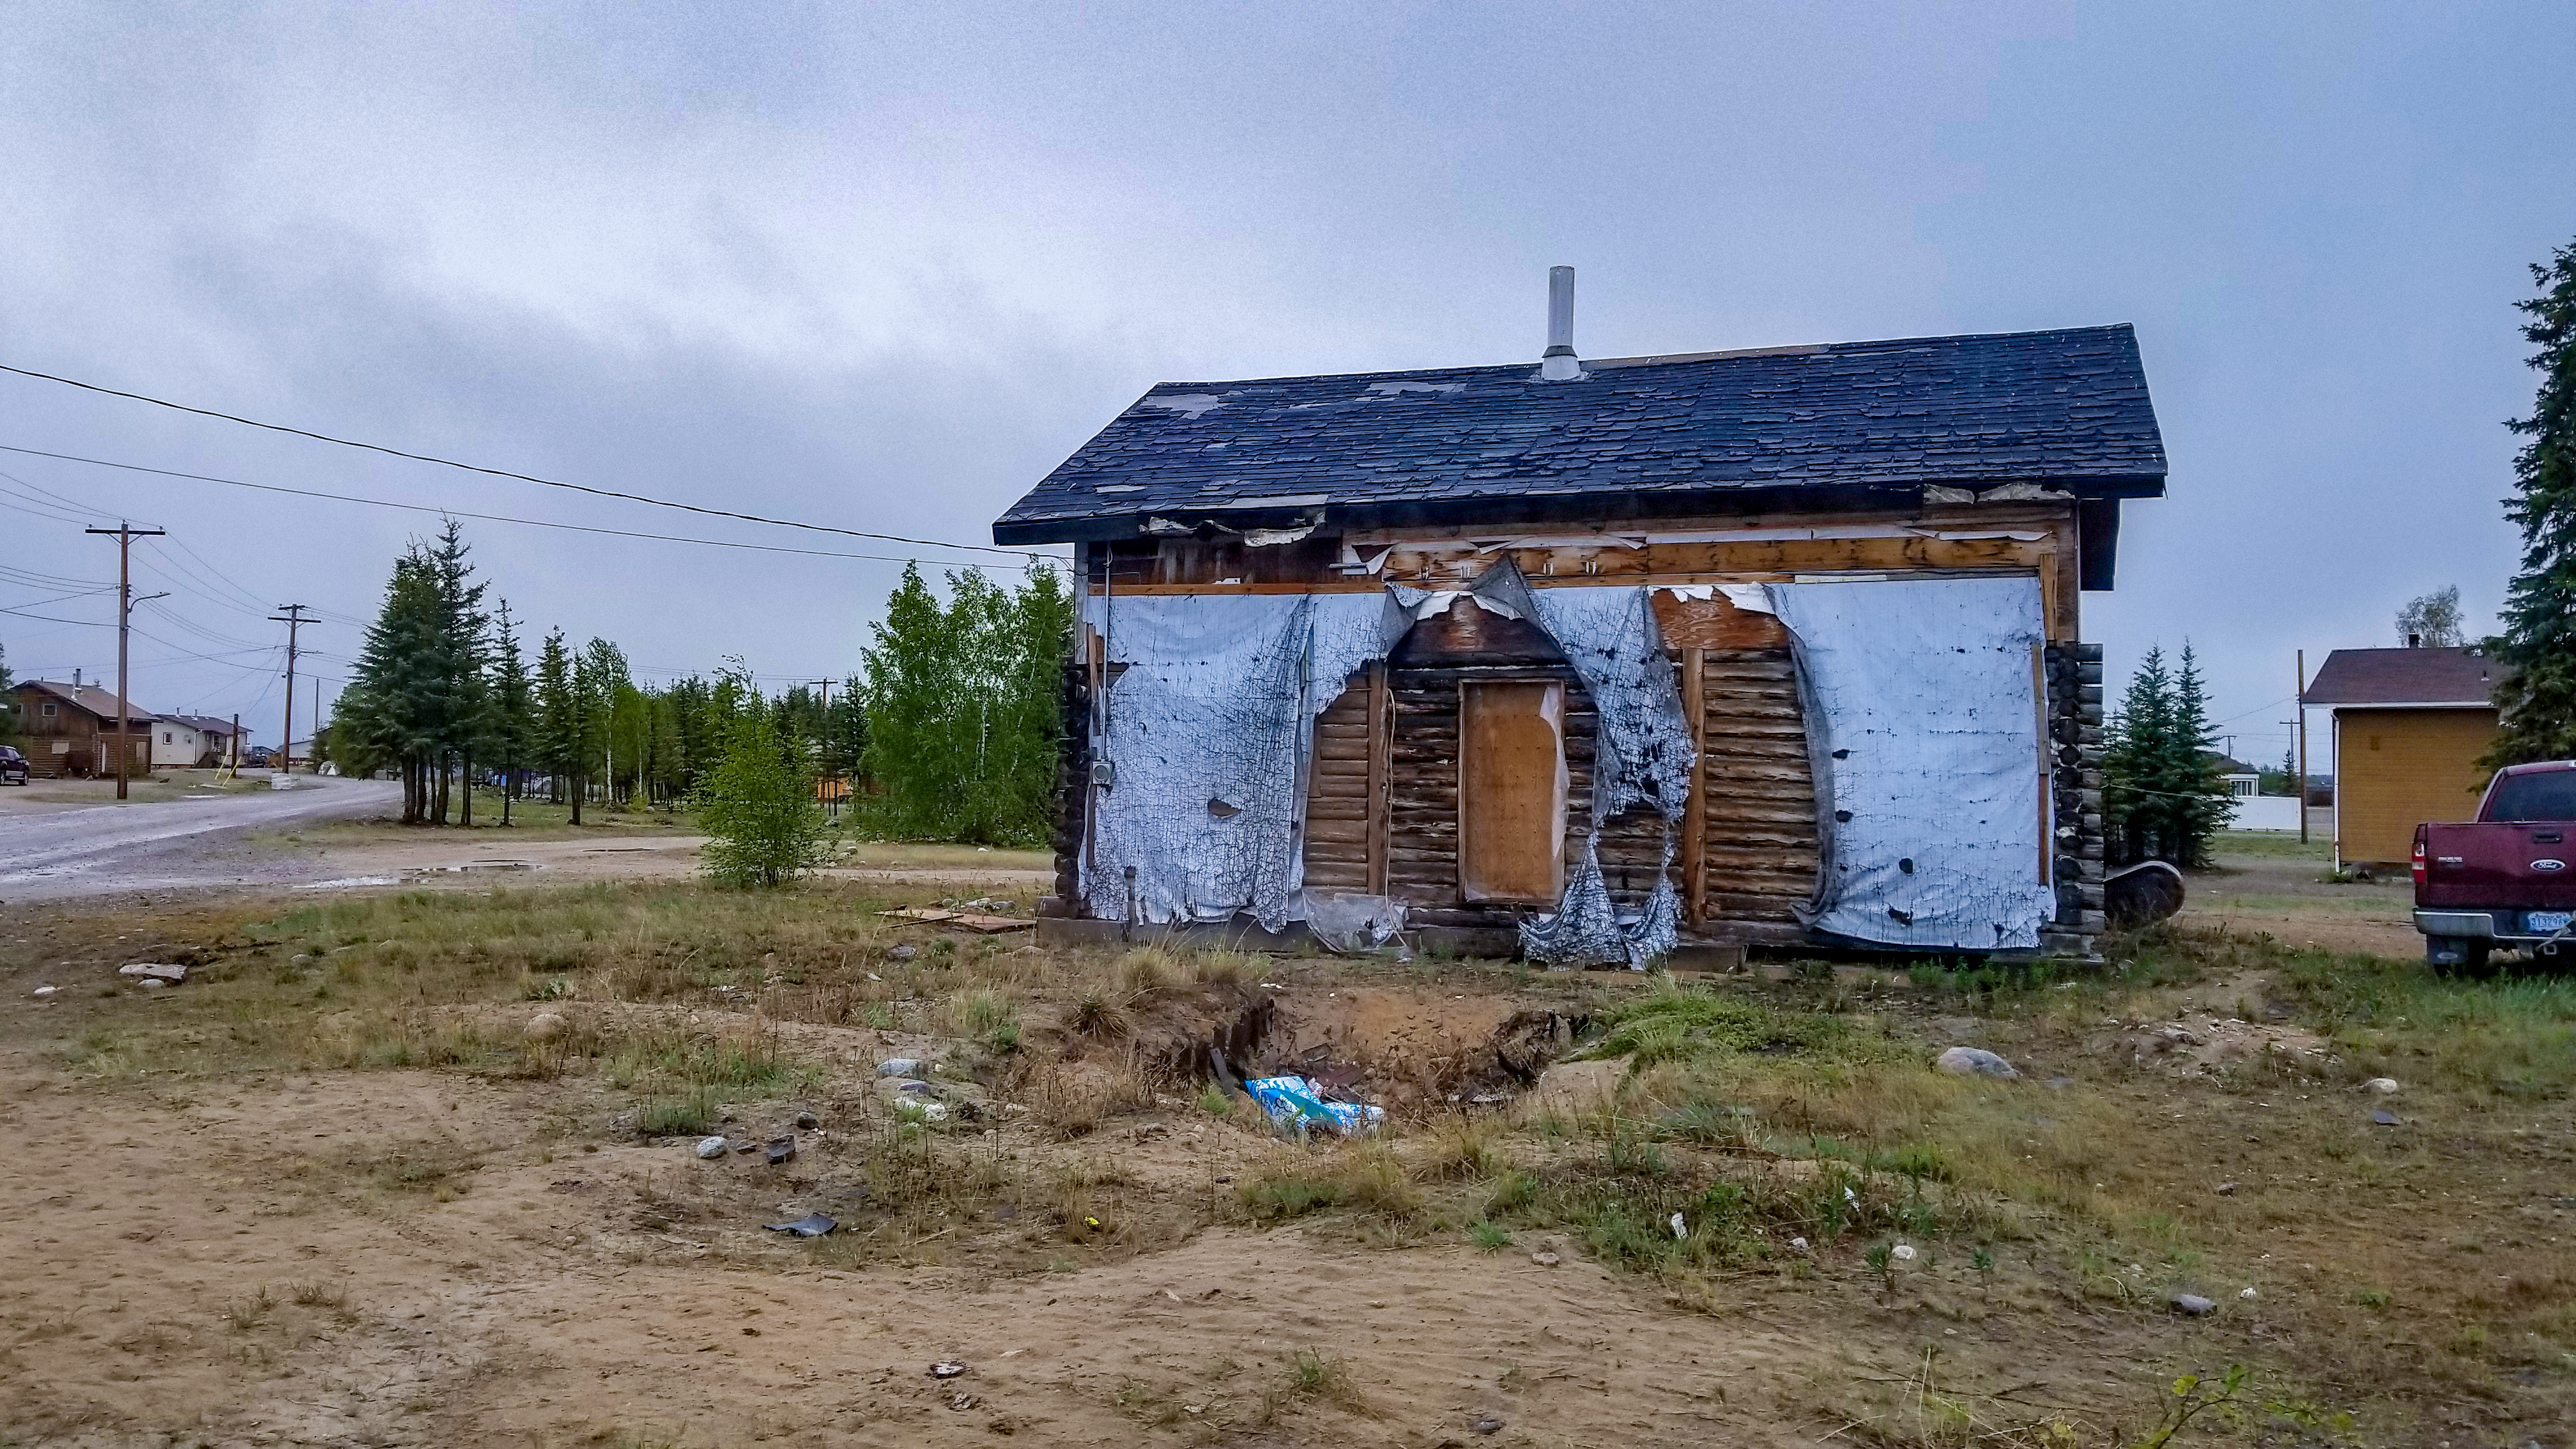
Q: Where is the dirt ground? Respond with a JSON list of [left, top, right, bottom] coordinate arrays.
[[2174, 833, 2420, 959], [3, 834, 2572, 1448], [257, 827, 1056, 896]]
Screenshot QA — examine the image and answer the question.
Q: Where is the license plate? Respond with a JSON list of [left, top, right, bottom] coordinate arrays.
[[2531, 911, 2574, 934]]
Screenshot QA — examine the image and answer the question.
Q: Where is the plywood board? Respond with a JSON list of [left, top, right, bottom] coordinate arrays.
[[877, 907, 1034, 933], [1458, 680, 1567, 904]]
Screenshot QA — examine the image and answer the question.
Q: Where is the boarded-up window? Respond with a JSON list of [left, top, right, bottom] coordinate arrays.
[[1459, 680, 1567, 903]]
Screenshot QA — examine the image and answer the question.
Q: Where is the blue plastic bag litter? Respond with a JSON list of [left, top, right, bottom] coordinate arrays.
[[1243, 1075, 1383, 1137]]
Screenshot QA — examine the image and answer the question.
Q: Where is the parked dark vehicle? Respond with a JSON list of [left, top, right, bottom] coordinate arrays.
[[2414, 761, 2576, 972], [0, 746, 27, 785]]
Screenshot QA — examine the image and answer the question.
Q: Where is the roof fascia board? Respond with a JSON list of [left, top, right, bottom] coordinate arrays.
[[993, 477, 2161, 546], [2303, 700, 2498, 711]]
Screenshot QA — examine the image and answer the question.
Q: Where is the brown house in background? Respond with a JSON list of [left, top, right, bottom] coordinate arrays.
[[8, 680, 157, 778], [2301, 646, 2500, 870]]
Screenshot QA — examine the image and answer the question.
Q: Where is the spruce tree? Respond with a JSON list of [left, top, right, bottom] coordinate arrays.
[[2168, 644, 2231, 861], [426, 521, 489, 825], [2484, 238, 2576, 767], [338, 548, 445, 822], [2101, 643, 2232, 868], [486, 601, 535, 825], [533, 629, 578, 811]]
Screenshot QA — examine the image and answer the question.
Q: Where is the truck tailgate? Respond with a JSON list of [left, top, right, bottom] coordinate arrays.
[[2418, 821, 2576, 909]]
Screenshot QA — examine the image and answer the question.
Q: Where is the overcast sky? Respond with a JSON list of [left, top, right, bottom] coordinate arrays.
[[4, 2, 2570, 766]]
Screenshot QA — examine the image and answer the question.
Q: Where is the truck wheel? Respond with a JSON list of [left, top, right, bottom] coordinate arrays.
[[2426, 936, 2492, 976]]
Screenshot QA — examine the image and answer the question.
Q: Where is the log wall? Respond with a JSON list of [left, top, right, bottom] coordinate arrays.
[[1056, 514, 2110, 956]]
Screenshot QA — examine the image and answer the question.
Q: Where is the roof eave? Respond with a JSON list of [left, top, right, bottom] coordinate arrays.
[[992, 473, 2167, 546]]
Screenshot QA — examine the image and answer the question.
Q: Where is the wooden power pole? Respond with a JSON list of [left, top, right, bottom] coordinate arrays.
[[270, 604, 313, 774], [2295, 649, 2310, 845], [84, 522, 167, 800]]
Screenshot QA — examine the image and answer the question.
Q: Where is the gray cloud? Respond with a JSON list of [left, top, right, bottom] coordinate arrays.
[[3, 1, 2570, 767]]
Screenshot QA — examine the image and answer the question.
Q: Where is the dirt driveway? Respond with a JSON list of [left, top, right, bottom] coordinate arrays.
[[2175, 834, 2419, 959]]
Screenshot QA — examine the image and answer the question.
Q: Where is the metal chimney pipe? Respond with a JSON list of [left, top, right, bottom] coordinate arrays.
[[1540, 266, 1581, 380]]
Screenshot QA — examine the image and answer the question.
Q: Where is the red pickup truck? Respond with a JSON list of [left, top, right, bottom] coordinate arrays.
[[2414, 760, 2576, 972]]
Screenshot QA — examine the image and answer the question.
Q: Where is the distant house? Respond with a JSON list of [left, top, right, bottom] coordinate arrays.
[[8, 680, 157, 778], [160, 714, 246, 768], [2301, 645, 2500, 869], [993, 277, 2170, 962]]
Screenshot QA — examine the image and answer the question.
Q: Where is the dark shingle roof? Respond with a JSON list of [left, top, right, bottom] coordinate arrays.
[[2303, 647, 2501, 707], [994, 324, 2165, 544], [12, 680, 159, 724]]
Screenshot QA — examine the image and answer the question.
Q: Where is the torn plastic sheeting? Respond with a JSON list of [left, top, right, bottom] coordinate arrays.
[[1388, 583, 1523, 622], [1243, 1075, 1384, 1136], [1080, 590, 1411, 930], [1765, 576, 2055, 951], [1468, 562, 1694, 969], [1301, 891, 1406, 953]]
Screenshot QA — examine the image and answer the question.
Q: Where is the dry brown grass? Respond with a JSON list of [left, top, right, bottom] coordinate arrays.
[[9, 884, 2576, 1441]]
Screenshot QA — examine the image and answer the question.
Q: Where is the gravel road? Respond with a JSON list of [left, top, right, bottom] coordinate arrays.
[[0, 776, 401, 902]]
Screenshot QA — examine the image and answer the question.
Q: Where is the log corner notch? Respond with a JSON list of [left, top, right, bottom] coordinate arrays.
[[2039, 640, 2108, 958]]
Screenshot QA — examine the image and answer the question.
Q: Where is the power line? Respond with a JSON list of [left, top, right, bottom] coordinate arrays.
[[0, 443, 1061, 574], [0, 604, 108, 625], [0, 362, 1032, 558]]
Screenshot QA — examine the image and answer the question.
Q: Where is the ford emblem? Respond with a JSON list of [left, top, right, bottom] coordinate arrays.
[[2536, 859, 2569, 872]]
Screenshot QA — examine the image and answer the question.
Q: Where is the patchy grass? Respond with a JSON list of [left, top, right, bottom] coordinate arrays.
[[2271, 947, 2576, 1099], [1580, 979, 1855, 1066]]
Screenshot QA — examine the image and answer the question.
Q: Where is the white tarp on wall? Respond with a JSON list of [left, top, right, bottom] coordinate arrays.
[[1078, 590, 1409, 930], [1765, 576, 2057, 951], [1080, 573, 1696, 964]]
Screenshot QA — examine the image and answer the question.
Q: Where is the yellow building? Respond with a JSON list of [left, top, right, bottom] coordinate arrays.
[[2302, 647, 2500, 870]]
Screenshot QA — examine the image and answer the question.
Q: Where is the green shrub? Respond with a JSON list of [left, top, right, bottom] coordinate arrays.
[[698, 703, 825, 888]]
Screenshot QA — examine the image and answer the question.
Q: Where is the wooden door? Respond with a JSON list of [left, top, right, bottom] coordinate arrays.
[[1459, 680, 1567, 903]]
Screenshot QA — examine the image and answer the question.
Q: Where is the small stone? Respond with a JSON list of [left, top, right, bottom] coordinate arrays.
[[1890, 1244, 1917, 1262], [2372, 1109, 2400, 1127], [2365, 1077, 2400, 1095], [137, 977, 166, 990], [526, 1011, 568, 1041], [946, 1391, 979, 1411], [1470, 1416, 1505, 1434], [931, 1360, 969, 1379], [2171, 1293, 2216, 1317], [1530, 1250, 1560, 1268], [31, 985, 56, 997], [889, 944, 919, 962], [695, 1136, 728, 1160], [2214, 1181, 2239, 1195], [2240, 1287, 2258, 1300], [1789, 1236, 1810, 1253], [895, 1080, 935, 1095], [119, 962, 188, 984], [877, 1057, 924, 1078], [1933, 1046, 2018, 1079], [793, 1110, 820, 1130]]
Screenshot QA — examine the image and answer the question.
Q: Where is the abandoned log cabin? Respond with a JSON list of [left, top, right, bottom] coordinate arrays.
[[994, 272, 2166, 962]]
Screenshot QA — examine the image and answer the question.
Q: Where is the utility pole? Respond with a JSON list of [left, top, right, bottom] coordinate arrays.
[[230, 712, 240, 775], [312, 677, 321, 774], [2295, 650, 2310, 845], [84, 523, 167, 800], [270, 604, 313, 776]]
